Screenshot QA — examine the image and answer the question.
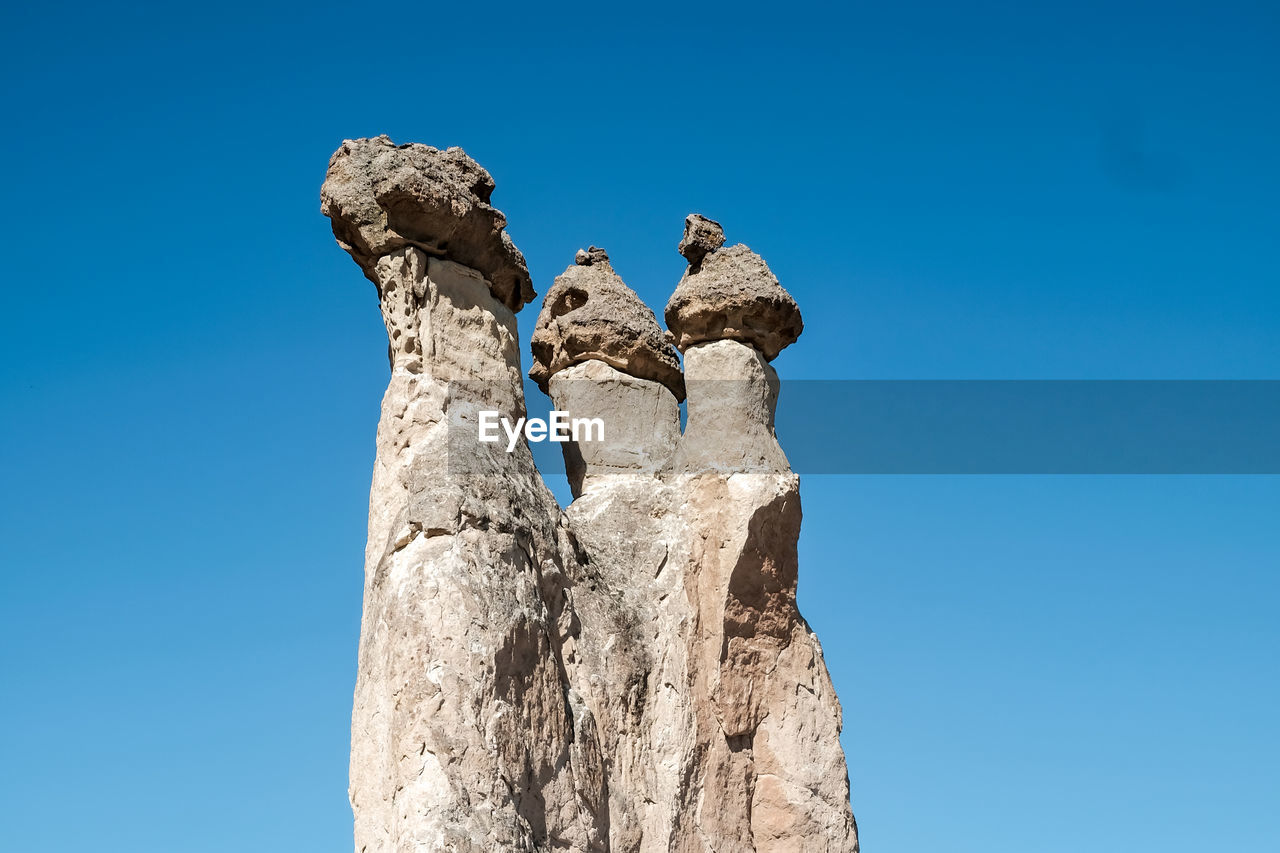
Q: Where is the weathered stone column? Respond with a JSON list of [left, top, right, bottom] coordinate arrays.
[[322, 137, 606, 853], [661, 220, 858, 852], [323, 139, 857, 852]]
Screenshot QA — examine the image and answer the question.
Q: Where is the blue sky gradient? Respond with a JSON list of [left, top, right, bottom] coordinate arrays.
[[2, 2, 1277, 850]]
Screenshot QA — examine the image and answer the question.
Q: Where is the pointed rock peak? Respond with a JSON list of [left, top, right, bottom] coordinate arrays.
[[574, 245, 611, 267], [320, 136, 535, 311], [666, 231, 803, 360], [530, 253, 686, 400], [678, 213, 726, 269]]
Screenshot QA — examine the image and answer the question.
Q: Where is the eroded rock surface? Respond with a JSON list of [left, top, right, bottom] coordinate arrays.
[[529, 248, 685, 400], [321, 135, 535, 310], [677, 213, 725, 269], [323, 139, 857, 853], [665, 233, 803, 360]]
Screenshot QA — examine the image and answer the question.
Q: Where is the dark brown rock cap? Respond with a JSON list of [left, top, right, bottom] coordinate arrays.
[[665, 218, 802, 360], [677, 214, 726, 269], [530, 247, 686, 400], [320, 136, 535, 311]]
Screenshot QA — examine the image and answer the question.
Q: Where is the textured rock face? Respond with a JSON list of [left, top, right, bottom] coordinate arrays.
[[548, 360, 681, 496], [677, 214, 726, 269], [321, 135, 535, 310], [529, 247, 685, 400], [665, 238, 804, 360], [323, 137, 857, 852]]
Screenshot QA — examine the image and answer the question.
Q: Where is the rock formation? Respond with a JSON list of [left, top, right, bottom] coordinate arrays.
[[322, 136, 857, 852], [529, 246, 685, 401], [676, 213, 725, 269], [665, 219, 802, 360], [322, 136, 535, 311]]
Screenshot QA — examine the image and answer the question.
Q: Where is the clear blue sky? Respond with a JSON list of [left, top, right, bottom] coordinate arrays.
[[2, 2, 1277, 850]]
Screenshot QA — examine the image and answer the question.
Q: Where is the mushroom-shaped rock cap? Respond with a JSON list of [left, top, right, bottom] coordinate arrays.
[[530, 248, 686, 401], [320, 136, 535, 311], [665, 241, 803, 360]]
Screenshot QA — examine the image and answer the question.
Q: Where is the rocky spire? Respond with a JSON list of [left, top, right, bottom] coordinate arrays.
[[665, 215, 803, 360], [529, 246, 686, 400], [322, 140, 858, 853]]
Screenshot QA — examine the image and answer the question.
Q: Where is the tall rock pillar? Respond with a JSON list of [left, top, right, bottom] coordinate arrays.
[[323, 139, 858, 852]]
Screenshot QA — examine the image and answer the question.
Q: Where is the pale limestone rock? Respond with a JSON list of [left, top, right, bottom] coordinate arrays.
[[673, 339, 791, 475], [547, 360, 680, 497], [345, 247, 606, 853], [530, 249, 685, 400], [323, 141, 857, 853]]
